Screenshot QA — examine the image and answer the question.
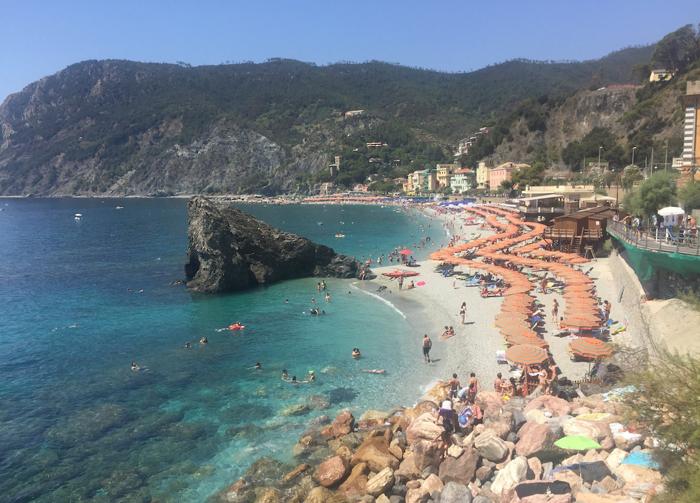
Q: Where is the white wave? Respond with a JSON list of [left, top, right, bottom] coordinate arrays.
[[351, 284, 407, 319]]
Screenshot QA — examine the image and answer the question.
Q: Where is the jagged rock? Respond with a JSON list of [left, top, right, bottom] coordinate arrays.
[[412, 439, 442, 471], [185, 197, 362, 293], [439, 447, 478, 484], [338, 462, 369, 498], [304, 486, 345, 503], [283, 464, 311, 483], [491, 456, 528, 496], [447, 444, 464, 458], [366, 467, 395, 496], [524, 396, 571, 417], [515, 422, 558, 457], [527, 457, 543, 480], [475, 430, 508, 462], [315, 456, 348, 488], [406, 413, 444, 444], [421, 473, 444, 496], [562, 419, 609, 442], [604, 448, 628, 472], [440, 481, 472, 503], [396, 452, 422, 479], [255, 487, 282, 503], [375, 495, 391, 503], [331, 410, 356, 438], [351, 436, 399, 472]]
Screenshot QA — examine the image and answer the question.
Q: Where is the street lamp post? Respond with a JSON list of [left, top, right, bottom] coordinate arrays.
[[631, 146, 637, 167], [598, 146, 604, 170]]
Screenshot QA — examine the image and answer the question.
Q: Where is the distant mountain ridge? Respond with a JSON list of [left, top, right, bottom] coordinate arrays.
[[0, 44, 655, 195]]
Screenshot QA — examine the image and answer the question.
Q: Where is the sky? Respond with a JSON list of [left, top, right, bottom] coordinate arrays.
[[1, 0, 698, 101]]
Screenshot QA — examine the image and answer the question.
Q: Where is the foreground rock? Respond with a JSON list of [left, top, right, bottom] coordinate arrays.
[[185, 196, 363, 293]]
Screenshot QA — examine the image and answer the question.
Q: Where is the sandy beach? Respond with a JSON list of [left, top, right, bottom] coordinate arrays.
[[353, 206, 638, 395]]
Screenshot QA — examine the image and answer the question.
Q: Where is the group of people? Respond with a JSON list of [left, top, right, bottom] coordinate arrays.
[[281, 368, 316, 385], [440, 326, 456, 339]]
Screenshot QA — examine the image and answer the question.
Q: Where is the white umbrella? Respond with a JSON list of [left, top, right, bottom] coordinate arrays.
[[657, 207, 685, 217]]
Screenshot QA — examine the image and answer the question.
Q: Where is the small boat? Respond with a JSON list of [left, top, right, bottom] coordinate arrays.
[[74, 213, 82, 221], [335, 233, 345, 238], [115, 206, 124, 210]]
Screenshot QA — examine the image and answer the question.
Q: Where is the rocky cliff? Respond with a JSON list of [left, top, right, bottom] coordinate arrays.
[[185, 196, 362, 293]]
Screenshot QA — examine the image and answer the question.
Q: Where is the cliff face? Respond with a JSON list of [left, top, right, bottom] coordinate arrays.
[[185, 196, 362, 293]]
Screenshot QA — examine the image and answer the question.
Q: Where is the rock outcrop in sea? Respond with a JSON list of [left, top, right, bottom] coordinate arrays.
[[185, 196, 363, 293]]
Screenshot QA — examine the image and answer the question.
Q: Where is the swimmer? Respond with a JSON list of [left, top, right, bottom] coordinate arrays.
[[254, 362, 262, 370], [362, 369, 386, 374], [308, 370, 316, 382], [324, 292, 331, 302], [291, 376, 298, 384], [130, 361, 140, 372], [281, 369, 290, 381], [184, 342, 192, 349], [352, 348, 361, 359], [285, 299, 289, 304], [200, 336, 208, 345]]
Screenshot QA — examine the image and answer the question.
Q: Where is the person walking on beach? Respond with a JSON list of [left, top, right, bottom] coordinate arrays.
[[551, 299, 559, 325], [422, 335, 432, 363], [459, 302, 467, 324], [467, 372, 478, 403]]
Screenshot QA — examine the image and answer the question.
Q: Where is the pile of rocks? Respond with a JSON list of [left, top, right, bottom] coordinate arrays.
[[216, 384, 664, 503]]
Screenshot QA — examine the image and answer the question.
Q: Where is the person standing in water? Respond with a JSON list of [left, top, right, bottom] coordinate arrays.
[[422, 335, 432, 363]]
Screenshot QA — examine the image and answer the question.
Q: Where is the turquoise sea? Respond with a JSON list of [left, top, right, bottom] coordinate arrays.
[[0, 198, 445, 502]]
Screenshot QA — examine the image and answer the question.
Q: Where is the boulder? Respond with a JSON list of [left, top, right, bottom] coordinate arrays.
[[524, 409, 548, 425], [255, 488, 282, 503], [515, 422, 557, 457], [604, 448, 628, 472], [524, 396, 571, 417], [574, 494, 636, 503], [331, 410, 355, 438], [527, 457, 543, 480], [438, 447, 479, 484], [360, 410, 390, 422], [304, 486, 345, 503], [281, 403, 311, 417], [552, 470, 583, 494], [491, 456, 528, 496], [396, 451, 422, 479], [475, 465, 494, 482], [283, 464, 311, 483], [315, 456, 348, 488], [338, 462, 369, 498], [614, 464, 663, 486], [412, 439, 442, 471], [562, 418, 609, 441], [406, 413, 444, 444], [447, 444, 464, 458], [475, 430, 509, 462], [366, 467, 395, 497], [422, 382, 452, 404], [475, 391, 504, 420], [351, 436, 399, 472], [440, 481, 472, 503], [510, 481, 572, 502], [185, 197, 363, 293]]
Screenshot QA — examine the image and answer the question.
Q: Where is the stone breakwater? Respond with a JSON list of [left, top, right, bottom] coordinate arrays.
[[214, 383, 663, 503]]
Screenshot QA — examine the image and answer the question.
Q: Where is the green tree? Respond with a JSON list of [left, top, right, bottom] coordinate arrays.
[[511, 162, 545, 188], [624, 171, 677, 217], [561, 127, 625, 171], [625, 351, 700, 503], [621, 165, 644, 189], [679, 180, 700, 211], [651, 24, 700, 72]]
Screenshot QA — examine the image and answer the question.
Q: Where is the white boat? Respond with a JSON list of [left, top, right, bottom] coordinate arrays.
[[335, 233, 346, 238], [115, 206, 124, 210], [74, 213, 82, 221]]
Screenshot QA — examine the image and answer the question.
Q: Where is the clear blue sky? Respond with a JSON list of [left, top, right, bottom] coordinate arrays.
[[1, 0, 697, 101]]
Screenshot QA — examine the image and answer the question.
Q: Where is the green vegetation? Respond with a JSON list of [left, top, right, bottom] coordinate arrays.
[[561, 127, 625, 171], [623, 171, 677, 217], [511, 162, 545, 188], [651, 24, 700, 73], [625, 351, 700, 502], [621, 165, 644, 189], [679, 180, 700, 211]]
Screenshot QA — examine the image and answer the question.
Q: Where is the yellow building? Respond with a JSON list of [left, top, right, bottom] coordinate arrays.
[[476, 161, 490, 189], [436, 163, 458, 188], [649, 69, 674, 83]]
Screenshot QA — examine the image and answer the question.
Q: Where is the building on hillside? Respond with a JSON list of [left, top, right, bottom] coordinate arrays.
[[366, 142, 388, 148], [681, 81, 700, 183], [352, 184, 369, 192], [449, 168, 475, 194], [344, 110, 365, 118], [436, 163, 458, 188], [410, 169, 437, 194], [476, 162, 490, 190], [328, 155, 341, 177], [402, 177, 413, 194], [489, 162, 528, 191], [649, 69, 674, 83]]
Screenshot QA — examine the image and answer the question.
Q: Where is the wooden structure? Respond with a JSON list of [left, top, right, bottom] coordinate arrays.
[[544, 206, 616, 253]]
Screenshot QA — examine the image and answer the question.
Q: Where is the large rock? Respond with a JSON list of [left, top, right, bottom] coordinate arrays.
[[475, 429, 509, 462], [440, 481, 472, 503], [185, 197, 363, 293], [304, 486, 346, 503], [411, 439, 442, 471], [562, 418, 609, 441], [491, 456, 528, 496], [365, 467, 395, 496], [438, 447, 478, 484], [331, 410, 355, 438], [396, 452, 422, 479], [515, 422, 557, 457], [351, 436, 399, 472], [338, 462, 369, 498], [315, 455, 348, 488], [524, 396, 572, 417], [406, 413, 444, 444]]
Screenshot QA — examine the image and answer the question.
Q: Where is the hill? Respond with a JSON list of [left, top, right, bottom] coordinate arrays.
[[0, 45, 655, 195]]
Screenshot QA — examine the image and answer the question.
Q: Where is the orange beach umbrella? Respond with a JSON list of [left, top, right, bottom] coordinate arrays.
[[382, 270, 419, 278], [569, 337, 613, 359], [505, 344, 549, 365]]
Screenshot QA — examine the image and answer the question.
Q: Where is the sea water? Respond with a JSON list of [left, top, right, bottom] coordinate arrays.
[[0, 198, 445, 502]]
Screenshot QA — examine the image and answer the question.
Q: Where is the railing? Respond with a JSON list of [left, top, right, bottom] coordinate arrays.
[[607, 220, 700, 256], [519, 205, 565, 214]]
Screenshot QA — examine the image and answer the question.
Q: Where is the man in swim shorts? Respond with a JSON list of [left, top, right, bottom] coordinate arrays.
[[422, 335, 432, 363]]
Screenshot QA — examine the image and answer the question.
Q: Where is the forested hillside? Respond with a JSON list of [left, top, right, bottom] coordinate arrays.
[[0, 39, 658, 195]]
